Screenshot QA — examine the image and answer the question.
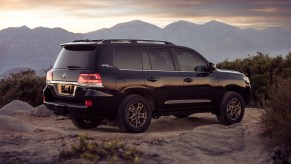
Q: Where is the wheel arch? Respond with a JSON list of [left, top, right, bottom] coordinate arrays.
[[224, 85, 251, 106], [122, 88, 156, 112]]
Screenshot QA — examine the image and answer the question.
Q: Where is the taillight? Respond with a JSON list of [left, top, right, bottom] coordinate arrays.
[[46, 71, 53, 83], [85, 100, 93, 107], [77, 73, 102, 87], [43, 95, 46, 102]]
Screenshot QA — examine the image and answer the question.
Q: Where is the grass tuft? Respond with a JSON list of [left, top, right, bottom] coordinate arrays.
[[60, 134, 143, 163]]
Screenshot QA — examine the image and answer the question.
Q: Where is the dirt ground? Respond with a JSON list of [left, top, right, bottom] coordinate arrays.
[[0, 106, 271, 164]]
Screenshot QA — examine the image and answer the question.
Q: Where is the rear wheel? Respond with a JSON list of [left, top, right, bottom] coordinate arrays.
[[71, 117, 103, 129], [118, 95, 152, 133], [216, 91, 245, 125]]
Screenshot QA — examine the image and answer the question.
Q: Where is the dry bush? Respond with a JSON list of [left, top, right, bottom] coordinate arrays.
[[0, 70, 45, 108], [261, 78, 291, 163], [262, 77, 291, 143]]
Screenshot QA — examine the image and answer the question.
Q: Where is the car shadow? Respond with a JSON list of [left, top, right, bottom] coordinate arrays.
[[146, 115, 219, 133], [76, 113, 219, 134]]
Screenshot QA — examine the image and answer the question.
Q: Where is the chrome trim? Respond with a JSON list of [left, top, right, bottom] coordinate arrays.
[[165, 99, 211, 104], [165, 100, 181, 104], [119, 69, 181, 72], [47, 81, 103, 88], [119, 68, 199, 73], [47, 81, 78, 97], [144, 70, 179, 72], [48, 81, 80, 85], [119, 69, 145, 72]]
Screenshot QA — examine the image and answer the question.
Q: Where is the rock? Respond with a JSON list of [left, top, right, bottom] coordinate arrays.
[[31, 105, 53, 117], [0, 100, 33, 116], [179, 124, 244, 155], [0, 115, 35, 133]]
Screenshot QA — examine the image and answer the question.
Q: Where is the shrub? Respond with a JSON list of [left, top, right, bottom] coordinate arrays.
[[217, 52, 291, 106], [60, 134, 143, 163], [261, 77, 291, 143], [0, 69, 45, 107], [261, 77, 291, 163]]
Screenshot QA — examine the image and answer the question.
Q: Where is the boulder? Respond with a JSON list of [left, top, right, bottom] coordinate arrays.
[[0, 115, 35, 133], [0, 100, 33, 116], [179, 124, 244, 155], [31, 104, 53, 117]]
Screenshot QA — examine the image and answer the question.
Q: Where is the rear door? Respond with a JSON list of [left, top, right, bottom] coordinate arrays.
[[51, 45, 98, 97], [142, 47, 183, 110]]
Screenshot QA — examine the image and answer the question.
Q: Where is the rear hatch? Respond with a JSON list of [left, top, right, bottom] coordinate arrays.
[[47, 44, 99, 96]]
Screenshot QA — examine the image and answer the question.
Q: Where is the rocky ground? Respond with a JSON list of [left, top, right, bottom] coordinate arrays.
[[0, 100, 272, 163]]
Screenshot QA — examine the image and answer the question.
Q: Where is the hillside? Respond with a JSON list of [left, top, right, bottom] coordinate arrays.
[[0, 20, 290, 76]]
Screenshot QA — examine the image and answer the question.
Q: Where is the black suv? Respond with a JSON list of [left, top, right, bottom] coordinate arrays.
[[44, 39, 251, 133]]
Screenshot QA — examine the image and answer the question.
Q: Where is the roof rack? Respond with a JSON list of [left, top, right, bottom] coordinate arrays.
[[72, 39, 174, 45], [72, 39, 104, 43], [102, 39, 174, 45]]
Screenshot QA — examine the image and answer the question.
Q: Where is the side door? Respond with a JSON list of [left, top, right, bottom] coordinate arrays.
[[172, 48, 219, 109], [112, 45, 145, 93], [142, 47, 183, 110]]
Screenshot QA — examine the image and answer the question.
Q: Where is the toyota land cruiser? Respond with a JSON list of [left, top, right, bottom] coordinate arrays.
[[43, 39, 251, 133]]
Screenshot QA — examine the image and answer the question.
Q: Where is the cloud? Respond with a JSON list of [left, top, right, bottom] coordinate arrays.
[[0, 0, 105, 10], [0, 0, 290, 30]]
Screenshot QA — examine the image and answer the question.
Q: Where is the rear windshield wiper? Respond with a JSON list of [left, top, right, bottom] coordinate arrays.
[[67, 65, 82, 69]]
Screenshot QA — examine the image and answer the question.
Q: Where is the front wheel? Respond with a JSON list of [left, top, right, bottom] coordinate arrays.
[[216, 91, 245, 125], [71, 117, 103, 129], [117, 95, 152, 133]]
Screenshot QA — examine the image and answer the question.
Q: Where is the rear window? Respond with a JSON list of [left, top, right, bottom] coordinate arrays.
[[53, 45, 97, 69]]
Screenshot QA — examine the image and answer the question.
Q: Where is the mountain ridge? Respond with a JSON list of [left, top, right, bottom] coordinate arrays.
[[0, 20, 290, 76]]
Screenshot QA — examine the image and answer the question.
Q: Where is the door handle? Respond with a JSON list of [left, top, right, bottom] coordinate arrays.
[[147, 77, 157, 82], [184, 78, 193, 83]]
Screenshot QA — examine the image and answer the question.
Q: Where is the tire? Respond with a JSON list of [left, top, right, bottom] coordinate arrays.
[[216, 91, 245, 125], [71, 117, 103, 129], [117, 94, 152, 133], [173, 114, 191, 118]]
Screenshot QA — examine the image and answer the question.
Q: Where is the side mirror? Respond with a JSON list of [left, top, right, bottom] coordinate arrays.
[[194, 65, 208, 72], [209, 62, 217, 71]]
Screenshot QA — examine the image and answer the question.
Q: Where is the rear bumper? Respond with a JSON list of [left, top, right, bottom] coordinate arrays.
[[44, 101, 89, 117], [43, 85, 123, 118]]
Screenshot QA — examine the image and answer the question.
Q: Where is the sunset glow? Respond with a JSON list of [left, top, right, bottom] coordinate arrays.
[[0, 0, 290, 32]]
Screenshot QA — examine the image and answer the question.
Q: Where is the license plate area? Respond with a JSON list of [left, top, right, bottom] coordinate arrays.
[[57, 84, 76, 96]]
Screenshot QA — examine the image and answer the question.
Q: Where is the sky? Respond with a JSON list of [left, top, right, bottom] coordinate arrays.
[[0, 0, 290, 33]]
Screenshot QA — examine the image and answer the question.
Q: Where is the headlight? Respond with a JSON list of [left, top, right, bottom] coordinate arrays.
[[243, 76, 250, 84]]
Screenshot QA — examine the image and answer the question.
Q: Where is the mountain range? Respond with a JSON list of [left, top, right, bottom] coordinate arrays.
[[0, 20, 290, 77]]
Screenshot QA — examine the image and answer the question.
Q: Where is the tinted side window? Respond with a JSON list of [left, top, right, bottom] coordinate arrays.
[[141, 48, 151, 70], [98, 45, 114, 67], [174, 48, 207, 72], [114, 46, 142, 69], [147, 48, 175, 71]]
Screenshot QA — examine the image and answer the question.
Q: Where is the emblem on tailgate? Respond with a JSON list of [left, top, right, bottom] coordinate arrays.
[[62, 73, 67, 79]]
